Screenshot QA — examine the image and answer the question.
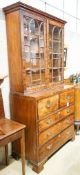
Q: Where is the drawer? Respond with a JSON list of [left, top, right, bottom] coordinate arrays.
[[39, 125, 74, 161], [39, 115, 74, 146], [38, 95, 59, 119], [39, 105, 74, 132], [60, 89, 74, 107], [59, 105, 74, 119]]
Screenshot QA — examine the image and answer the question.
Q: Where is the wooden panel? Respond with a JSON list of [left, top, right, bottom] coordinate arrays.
[[10, 93, 37, 163], [39, 115, 74, 146], [0, 89, 5, 118], [75, 87, 80, 121], [59, 105, 74, 118], [39, 105, 74, 132], [38, 95, 59, 119], [60, 89, 74, 107], [39, 125, 74, 161], [6, 11, 23, 92]]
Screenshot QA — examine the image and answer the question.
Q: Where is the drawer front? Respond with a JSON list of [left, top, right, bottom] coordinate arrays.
[[39, 125, 74, 161], [39, 105, 74, 132], [60, 89, 74, 107], [39, 115, 74, 146], [38, 95, 59, 119], [59, 105, 74, 118]]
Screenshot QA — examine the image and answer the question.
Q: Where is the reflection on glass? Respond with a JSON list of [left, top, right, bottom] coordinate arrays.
[[49, 68, 62, 83], [24, 36, 30, 45], [30, 38, 39, 53], [30, 19, 39, 35], [23, 16, 45, 86], [40, 22, 44, 35], [24, 17, 30, 34], [39, 39, 44, 47], [31, 58, 40, 69], [49, 24, 62, 83]]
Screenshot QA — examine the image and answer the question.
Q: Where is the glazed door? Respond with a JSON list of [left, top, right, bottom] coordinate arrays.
[[21, 12, 46, 89], [47, 20, 64, 84]]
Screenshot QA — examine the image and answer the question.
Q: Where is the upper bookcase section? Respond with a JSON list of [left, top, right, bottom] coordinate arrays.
[[3, 2, 66, 93]]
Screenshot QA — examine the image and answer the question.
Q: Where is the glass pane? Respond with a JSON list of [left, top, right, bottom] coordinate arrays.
[[30, 19, 39, 35], [39, 23, 45, 48], [31, 58, 40, 69], [49, 68, 62, 82], [40, 53, 45, 69], [32, 70, 41, 85], [30, 38, 39, 53], [53, 27, 60, 40], [53, 58, 62, 67], [23, 16, 45, 87], [40, 22, 44, 36], [24, 16, 30, 34], [39, 39, 44, 47], [24, 36, 30, 45], [25, 54, 31, 69], [49, 24, 62, 83]]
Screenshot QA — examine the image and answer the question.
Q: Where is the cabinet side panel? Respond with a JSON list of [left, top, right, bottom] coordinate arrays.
[[10, 93, 38, 163], [5, 11, 23, 92], [75, 88, 80, 121]]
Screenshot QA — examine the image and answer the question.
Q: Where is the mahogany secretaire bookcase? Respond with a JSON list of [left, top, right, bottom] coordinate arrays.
[[3, 2, 75, 173]]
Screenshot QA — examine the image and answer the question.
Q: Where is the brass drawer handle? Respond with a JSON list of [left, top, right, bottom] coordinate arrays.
[[46, 119, 53, 125], [66, 96, 70, 100], [66, 95, 73, 100], [46, 100, 52, 108], [66, 108, 70, 113], [47, 144, 52, 150], [47, 131, 52, 136], [66, 102, 69, 107]]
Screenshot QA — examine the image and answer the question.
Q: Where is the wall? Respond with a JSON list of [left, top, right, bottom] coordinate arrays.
[[0, 9, 10, 117]]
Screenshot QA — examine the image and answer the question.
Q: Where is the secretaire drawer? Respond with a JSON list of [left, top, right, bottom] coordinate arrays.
[[38, 95, 59, 119], [39, 115, 74, 146], [60, 89, 74, 107], [39, 125, 74, 161], [39, 105, 74, 132]]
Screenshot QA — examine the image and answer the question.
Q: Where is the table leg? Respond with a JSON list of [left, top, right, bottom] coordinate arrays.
[[20, 129, 26, 175], [5, 145, 9, 165]]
